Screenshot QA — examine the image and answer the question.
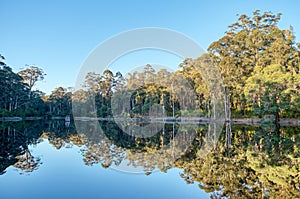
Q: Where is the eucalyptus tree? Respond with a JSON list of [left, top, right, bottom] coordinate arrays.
[[18, 65, 46, 92], [0, 57, 28, 114], [244, 64, 294, 125], [208, 10, 299, 116], [179, 57, 210, 115], [82, 69, 118, 117], [114, 71, 126, 92], [47, 87, 72, 116]]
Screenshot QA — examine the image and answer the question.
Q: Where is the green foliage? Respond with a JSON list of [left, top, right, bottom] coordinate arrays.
[[208, 10, 300, 119], [18, 65, 46, 91], [244, 64, 296, 120]]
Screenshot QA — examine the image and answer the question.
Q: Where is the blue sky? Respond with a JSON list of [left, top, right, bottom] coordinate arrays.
[[1, 0, 300, 94]]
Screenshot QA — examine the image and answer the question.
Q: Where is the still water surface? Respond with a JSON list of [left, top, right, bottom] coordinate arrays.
[[0, 120, 299, 199]]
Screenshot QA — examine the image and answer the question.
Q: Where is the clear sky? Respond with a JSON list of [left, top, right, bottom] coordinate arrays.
[[1, 0, 300, 94]]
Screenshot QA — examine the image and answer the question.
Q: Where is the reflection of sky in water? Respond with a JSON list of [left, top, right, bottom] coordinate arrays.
[[0, 140, 209, 199]]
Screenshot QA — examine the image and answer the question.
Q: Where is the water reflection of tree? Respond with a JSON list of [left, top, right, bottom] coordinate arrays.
[[0, 121, 43, 174], [1, 121, 299, 198], [14, 149, 41, 173], [0, 120, 78, 174], [77, 121, 299, 199], [41, 120, 77, 149], [178, 125, 300, 198]]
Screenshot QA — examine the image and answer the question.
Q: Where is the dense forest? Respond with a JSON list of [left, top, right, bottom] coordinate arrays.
[[1, 10, 300, 124]]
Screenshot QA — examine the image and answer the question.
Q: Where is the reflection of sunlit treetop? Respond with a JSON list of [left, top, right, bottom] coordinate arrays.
[[179, 125, 300, 198], [80, 140, 125, 168], [68, 134, 87, 146], [77, 120, 220, 174], [14, 150, 41, 174]]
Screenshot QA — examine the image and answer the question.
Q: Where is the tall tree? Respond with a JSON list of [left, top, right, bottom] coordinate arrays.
[[18, 65, 46, 92], [0, 57, 28, 113], [208, 10, 298, 115], [244, 64, 293, 124]]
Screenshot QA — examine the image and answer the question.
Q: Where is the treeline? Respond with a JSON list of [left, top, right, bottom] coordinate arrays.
[[1, 10, 300, 121], [72, 64, 201, 118], [0, 56, 72, 117], [75, 10, 300, 122]]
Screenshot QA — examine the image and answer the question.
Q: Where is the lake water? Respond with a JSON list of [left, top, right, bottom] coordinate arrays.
[[0, 120, 299, 199]]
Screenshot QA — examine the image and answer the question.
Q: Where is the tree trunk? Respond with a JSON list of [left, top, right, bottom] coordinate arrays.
[[274, 111, 280, 130]]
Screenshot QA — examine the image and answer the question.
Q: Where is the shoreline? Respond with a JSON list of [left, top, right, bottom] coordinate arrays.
[[1, 116, 299, 126]]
